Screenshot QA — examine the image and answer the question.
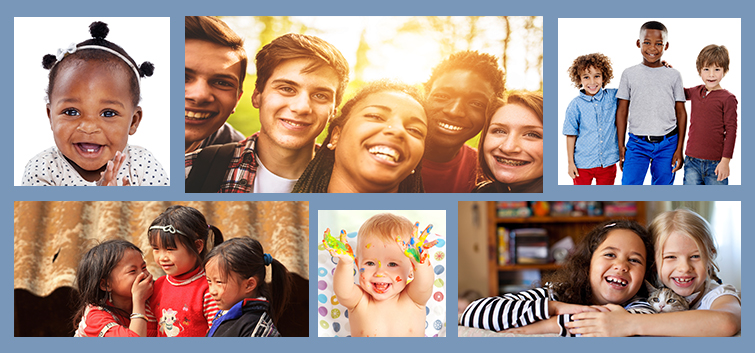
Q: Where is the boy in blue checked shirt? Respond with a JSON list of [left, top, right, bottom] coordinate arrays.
[[616, 21, 687, 185], [563, 53, 619, 185]]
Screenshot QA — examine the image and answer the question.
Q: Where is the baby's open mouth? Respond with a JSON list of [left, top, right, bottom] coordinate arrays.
[[373, 282, 390, 294], [495, 157, 529, 166], [76, 143, 103, 154]]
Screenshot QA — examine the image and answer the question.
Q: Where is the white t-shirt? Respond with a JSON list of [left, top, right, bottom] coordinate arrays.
[[252, 153, 298, 193], [22, 145, 169, 186], [688, 279, 740, 310]]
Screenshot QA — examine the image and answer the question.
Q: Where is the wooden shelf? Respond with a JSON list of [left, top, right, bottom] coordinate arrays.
[[486, 201, 646, 296], [494, 215, 624, 223], [498, 263, 562, 271]]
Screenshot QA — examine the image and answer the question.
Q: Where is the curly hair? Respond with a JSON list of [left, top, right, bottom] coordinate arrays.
[[292, 79, 425, 193], [43, 21, 154, 107], [696, 44, 730, 74], [543, 220, 654, 305], [423, 51, 505, 99], [567, 53, 613, 89]]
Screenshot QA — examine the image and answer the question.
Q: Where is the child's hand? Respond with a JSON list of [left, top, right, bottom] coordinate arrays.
[[671, 150, 684, 173], [97, 151, 130, 186], [397, 222, 436, 265], [618, 146, 626, 171], [715, 157, 731, 181], [131, 271, 153, 305], [567, 162, 579, 179], [565, 304, 635, 337], [322, 228, 355, 264]]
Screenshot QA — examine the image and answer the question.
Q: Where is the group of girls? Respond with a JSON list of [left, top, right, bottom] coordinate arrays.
[[72, 205, 291, 337], [460, 208, 741, 336]]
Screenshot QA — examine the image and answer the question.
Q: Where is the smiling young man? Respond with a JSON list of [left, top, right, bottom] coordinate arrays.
[[186, 32, 349, 193], [421, 51, 505, 193], [184, 16, 247, 154]]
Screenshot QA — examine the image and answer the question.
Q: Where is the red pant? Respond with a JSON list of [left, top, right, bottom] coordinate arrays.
[[573, 164, 617, 185]]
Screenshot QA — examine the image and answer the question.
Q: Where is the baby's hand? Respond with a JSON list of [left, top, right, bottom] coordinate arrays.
[[131, 271, 153, 305], [397, 222, 436, 264], [323, 228, 355, 263], [97, 151, 129, 186]]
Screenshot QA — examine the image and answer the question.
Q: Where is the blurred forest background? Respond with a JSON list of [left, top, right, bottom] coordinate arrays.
[[220, 16, 543, 145]]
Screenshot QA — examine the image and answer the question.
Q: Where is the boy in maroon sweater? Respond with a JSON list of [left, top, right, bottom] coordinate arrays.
[[683, 45, 738, 185]]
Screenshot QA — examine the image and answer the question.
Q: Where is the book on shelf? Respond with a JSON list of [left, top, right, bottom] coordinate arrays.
[[497, 226, 509, 265], [496, 201, 531, 218], [511, 228, 548, 265]]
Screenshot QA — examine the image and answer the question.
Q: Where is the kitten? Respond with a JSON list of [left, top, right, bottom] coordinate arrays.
[[646, 280, 689, 313]]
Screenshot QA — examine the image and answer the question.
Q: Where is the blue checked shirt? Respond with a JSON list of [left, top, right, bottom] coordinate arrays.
[[562, 88, 620, 169]]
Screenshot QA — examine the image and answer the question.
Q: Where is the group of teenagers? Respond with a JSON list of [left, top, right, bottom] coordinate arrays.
[[72, 205, 292, 337], [564, 21, 738, 185], [460, 208, 741, 336], [183, 16, 543, 193]]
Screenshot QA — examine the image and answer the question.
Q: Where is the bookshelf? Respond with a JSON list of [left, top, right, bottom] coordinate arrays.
[[486, 201, 646, 296]]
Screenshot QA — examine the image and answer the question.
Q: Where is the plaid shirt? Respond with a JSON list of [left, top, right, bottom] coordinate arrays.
[[185, 132, 259, 193]]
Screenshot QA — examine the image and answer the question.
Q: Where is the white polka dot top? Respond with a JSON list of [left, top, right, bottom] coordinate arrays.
[[22, 145, 170, 186]]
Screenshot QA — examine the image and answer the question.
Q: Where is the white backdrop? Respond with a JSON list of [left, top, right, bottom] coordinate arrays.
[[13, 17, 171, 185], [557, 18, 741, 185]]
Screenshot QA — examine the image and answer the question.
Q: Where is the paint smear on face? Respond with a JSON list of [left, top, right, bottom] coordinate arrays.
[[365, 243, 372, 249], [378, 261, 381, 268], [359, 268, 365, 273], [396, 276, 402, 282]]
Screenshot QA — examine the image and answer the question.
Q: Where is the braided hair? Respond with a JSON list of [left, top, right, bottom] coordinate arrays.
[[42, 21, 154, 106], [292, 80, 425, 193]]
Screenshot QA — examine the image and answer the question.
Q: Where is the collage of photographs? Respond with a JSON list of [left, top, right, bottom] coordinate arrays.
[[10, 7, 743, 350]]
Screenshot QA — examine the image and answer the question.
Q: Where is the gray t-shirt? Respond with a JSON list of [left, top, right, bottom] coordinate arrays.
[[617, 64, 685, 136]]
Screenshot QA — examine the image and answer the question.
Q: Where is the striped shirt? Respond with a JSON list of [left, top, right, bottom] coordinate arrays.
[[459, 285, 654, 336]]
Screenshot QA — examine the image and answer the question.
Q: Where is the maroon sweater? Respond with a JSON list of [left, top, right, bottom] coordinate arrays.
[[684, 85, 738, 160]]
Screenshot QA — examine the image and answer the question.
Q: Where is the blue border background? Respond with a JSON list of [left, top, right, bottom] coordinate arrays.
[[8, 0, 748, 349]]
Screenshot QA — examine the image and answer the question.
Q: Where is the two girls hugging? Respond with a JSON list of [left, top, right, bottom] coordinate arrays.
[[460, 208, 740, 336], [72, 205, 291, 337]]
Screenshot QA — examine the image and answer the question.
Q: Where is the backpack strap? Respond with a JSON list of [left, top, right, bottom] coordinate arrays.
[[185, 142, 237, 193]]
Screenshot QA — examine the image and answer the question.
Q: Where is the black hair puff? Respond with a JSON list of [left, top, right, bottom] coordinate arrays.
[[139, 62, 155, 77], [89, 21, 109, 40], [42, 54, 58, 70]]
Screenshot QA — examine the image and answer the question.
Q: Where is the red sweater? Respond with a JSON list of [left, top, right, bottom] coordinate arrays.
[[74, 304, 157, 337], [421, 144, 478, 193], [684, 85, 738, 160], [150, 267, 219, 337]]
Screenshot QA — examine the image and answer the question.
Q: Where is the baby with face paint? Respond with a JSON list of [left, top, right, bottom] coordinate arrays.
[[324, 213, 435, 337]]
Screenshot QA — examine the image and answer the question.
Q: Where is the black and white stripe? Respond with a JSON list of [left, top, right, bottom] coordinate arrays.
[[459, 287, 551, 332]]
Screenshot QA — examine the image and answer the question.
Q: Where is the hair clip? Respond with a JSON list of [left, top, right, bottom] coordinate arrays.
[[149, 225, 187, 236], [56, 43, 77, 61], [604, 223, 616, 228]]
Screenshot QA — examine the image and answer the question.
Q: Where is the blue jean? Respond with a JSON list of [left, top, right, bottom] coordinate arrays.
[[621, 133, 678, 185], [683, 156, 728, 185]]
